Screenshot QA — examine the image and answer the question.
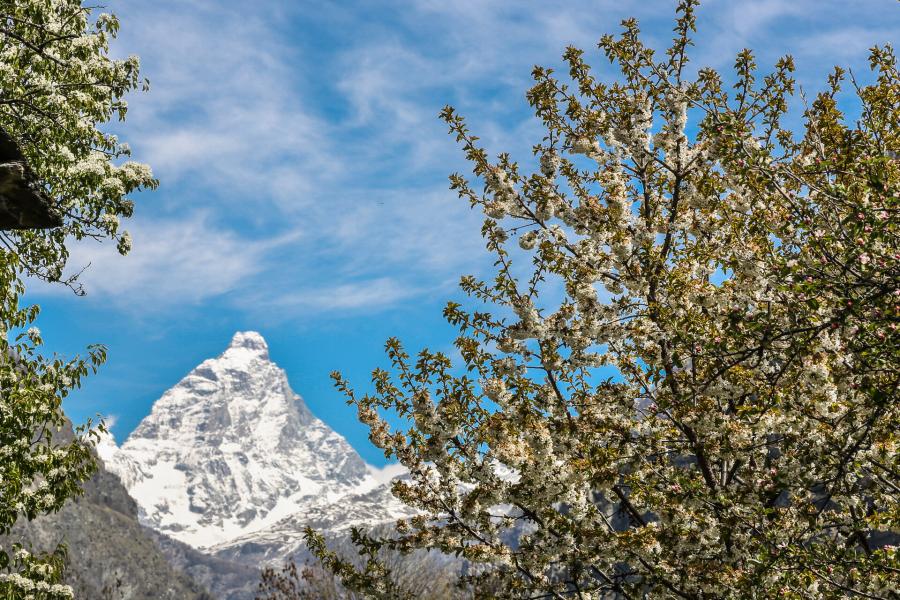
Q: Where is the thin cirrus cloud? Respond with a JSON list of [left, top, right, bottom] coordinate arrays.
[[250, 277, 429, 313], [49, 213, 297, 309], [113, 2, 339, 214]]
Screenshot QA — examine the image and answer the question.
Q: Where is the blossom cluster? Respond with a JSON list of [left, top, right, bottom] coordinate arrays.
[[0, 546, 73, 599], [0, 0, 157, 288]]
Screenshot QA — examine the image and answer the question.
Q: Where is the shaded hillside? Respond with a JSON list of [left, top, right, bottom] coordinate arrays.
[[1, 423, 214, 600]]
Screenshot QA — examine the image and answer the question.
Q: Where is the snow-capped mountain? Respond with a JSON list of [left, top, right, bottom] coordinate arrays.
[[102, 331, 409, 553]]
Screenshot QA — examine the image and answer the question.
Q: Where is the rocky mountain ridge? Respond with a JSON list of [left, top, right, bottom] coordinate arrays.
[[100, 331, 411, 598]]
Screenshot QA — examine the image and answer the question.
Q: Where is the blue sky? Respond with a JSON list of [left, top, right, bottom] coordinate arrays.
[[31, 0, 900, 466]]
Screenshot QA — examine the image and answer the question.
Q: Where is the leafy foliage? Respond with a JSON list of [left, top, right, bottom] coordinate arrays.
[[313, 2, 899, 598], [0, 545, 70, 599], [0, 1, 153, 597], [0, 0, 156, 287]]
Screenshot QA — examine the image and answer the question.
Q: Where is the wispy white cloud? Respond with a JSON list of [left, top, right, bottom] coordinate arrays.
[[47, 213, 297, 310], [724, 0, 808, 38], [321, 187, 486, 275], [695, 0, 899, 76], [793, 27, 899, 63], [255, 276, 429, 313], [112, 1, 339, 214]]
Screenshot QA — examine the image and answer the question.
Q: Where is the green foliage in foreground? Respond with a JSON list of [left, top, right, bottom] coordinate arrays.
[[310, 2, 900, 598], [0, 1, 154, 597]]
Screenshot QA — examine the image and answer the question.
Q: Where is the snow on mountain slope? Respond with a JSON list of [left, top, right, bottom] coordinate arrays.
[[209, 484, 416, 566], [102, 331, 407, 551]]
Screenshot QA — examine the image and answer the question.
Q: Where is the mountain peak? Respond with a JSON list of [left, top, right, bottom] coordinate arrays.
[[105, 330, 382, 550], [226, 331, 268, 357]]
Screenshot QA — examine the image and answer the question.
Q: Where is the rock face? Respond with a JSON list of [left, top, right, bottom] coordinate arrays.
[[1, 423, 213, 599], [102, 331, 411, 598]]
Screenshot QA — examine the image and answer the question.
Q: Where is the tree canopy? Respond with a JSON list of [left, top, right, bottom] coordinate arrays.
[[310, 2, 900, 598], [0, 1, 154, 597]]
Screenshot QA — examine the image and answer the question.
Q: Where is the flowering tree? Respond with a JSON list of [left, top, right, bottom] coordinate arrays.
[[0, 1, 154, 597], [258, 536, 464, 600], [309, 2, 899, 598]]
